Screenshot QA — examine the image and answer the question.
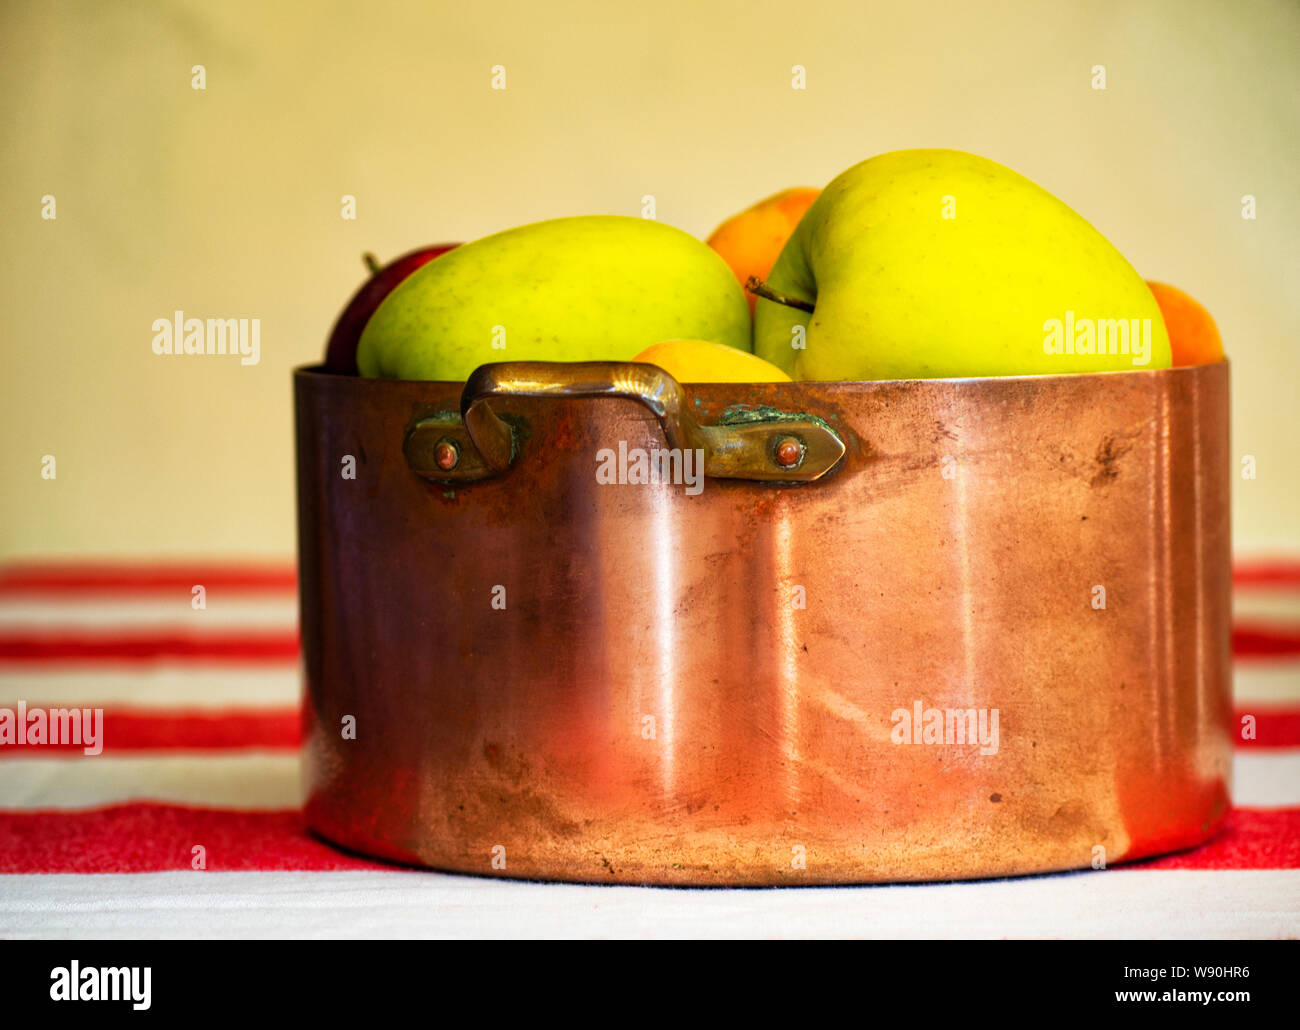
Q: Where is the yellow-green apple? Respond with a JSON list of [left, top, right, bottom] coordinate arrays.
[[358, 216, 750, 381], [753, 150, 1171, 380]]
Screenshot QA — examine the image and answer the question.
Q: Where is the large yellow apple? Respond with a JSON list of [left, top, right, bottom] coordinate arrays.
[[754, 150, 1171, 380]]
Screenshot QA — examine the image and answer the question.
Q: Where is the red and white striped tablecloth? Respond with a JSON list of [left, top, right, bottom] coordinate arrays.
[[1, 560, 1296, 938]]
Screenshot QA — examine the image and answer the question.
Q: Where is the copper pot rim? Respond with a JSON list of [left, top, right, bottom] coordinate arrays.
[[294, 359, 1227, 391]]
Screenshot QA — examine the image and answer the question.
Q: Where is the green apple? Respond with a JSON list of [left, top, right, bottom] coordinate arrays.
[[754, 149, 1171, 380], [358, 215, 751, 380]]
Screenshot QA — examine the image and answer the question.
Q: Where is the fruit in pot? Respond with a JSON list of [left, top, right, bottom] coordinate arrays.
[[633, 339, 792, 383], [753, 149, 1172, 380], [706, 188, 821, 314], [358, 216, 750, 382], [1145, 281, 1225, 366], [323, 245, 457, 373]]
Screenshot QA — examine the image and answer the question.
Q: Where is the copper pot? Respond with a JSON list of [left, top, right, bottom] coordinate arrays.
[[294, 360, 1231, 885]]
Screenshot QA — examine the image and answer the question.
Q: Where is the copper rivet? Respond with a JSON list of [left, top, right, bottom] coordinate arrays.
[[434, 439, 460, 471], [774, 436, 803, 468]]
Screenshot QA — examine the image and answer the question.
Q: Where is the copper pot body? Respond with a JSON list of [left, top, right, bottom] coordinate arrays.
[[294, 362, 1231, 885]]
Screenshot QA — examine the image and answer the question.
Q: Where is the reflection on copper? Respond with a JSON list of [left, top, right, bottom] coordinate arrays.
[[775, 503, 799, 811], [652, 486, 676, 798]]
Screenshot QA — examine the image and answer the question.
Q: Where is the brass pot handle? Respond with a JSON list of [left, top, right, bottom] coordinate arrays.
[[404, 361, 846, 484]]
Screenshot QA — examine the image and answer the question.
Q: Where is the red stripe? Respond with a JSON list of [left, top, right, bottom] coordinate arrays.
[[1133, 808, 1300, 870], [0, 625, 1286, 664], [0, 562, 297, 597], [0, 564, 1293, 664], [0, 804, 389, 873], [0, 631, 299, 664], [0, 706, 1285, 754], [0, 707, 299, 755], [1234, 622, 1300, 659], [0, 803, 1292, 875], [1233, 707, 1300, 748], [2, 559, 1292, 592], [0, 705, 1280, 752], [1234, 561, 1300, 590], [0, 626, 1289, 663]]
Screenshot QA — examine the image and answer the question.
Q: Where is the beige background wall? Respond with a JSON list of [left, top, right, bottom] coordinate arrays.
[[1, 0, 1296, 559]]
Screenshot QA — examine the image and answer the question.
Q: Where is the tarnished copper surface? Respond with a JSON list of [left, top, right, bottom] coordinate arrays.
[[295, 361, 1231, 885]]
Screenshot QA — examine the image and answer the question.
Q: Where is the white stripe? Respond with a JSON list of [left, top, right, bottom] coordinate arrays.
[[0, 868, 1293, 938], [0, 593, 1289, 627], [0, 754, 300, 809], [1234, 750, 1300, 807], [0, 747, 1290, 810], [1234, 661, 1300, 706], [0, 667, 300, 708], [1235, 588, 1300, 621], [5, 664, 1285, 713], [0, 750, 1290, 818], [0, 598, 297, 628]]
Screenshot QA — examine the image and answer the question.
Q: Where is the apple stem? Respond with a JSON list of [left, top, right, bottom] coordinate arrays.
[[745, 276, 815, 313], [363, 252, 382, 276]]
